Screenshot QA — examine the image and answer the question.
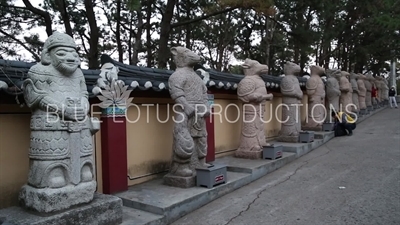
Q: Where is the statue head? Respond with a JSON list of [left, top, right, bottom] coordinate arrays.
[[326, 68, 341, 80], [241, 58, 268, 76], [170, 46, 201, 68], [310, 65, 325, 76], [350, 72, 359, 80], [41, 31, 80, 75], [283, 61, 301, 76], [341, 71, 350, 80]]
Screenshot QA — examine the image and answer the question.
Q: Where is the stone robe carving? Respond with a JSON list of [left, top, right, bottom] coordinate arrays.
[[364, 73, 373, 108], [339, 71, 353, 114], [277, 62, 303, 143], [236, 58, 273, 159], [376, 77, 385, 103], [164, 46, 210, 188], [303, 65, 325, 130], [325, 69, 341, 119], [357, 74, 367, 110], [350, 73, 360, 113], [382, 77, 390, 102], [19, 32, 100, 213]]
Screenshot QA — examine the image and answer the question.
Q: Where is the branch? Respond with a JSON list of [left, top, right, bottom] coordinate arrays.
[[0, 29, 40, 61], [170, 6, 239, 28], [22, 0, 52, 36]]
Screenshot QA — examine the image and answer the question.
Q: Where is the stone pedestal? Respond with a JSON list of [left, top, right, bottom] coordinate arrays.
[[196, 164, 227, 188], [164, 174, 196, 188], [301, 126, 322, 131], [276, 135, 299, 143], [367, 105, 373, 111], [0, 193, 123, 225], [263, 145, 283, 160], [19, 181, 96, 213], [234, 150, 262, 159]]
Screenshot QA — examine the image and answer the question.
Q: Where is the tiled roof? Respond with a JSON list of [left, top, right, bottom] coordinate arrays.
[[100, 55, 308, 93], [0, 55, 309, 100]]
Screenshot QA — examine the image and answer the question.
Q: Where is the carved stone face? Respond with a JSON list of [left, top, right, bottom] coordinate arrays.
[[284, 62, 301, 76], [50, 46, 80, 74], [241, 58, 268, 76], [310, 65, 325, 76]]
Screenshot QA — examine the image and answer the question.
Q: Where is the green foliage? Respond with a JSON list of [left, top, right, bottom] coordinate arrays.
[[126, 0, 141, 11]]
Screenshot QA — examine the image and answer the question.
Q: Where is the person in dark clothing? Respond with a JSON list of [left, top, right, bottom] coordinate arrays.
[[388, 86, 398, 108], [332, 110, 357, 136]]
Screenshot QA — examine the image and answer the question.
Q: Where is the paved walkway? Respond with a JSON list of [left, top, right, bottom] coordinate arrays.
[[172, 108, 400, 225]]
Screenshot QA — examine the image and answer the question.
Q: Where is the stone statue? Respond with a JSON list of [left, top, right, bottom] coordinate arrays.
[[164, 46, 210, 188], [303, 65, 325, 131], [375, 76, 383, 104], [364, 73, 373, 109], [325, 69, 341, 119], [277, 62, 303, 143], [357, 74, 367, 112], [350, 73, 360, 114], [339, 71, 353, 114], [381, 77, 390, 104], [236, 58, 273, 159], [20, 31, 100, 213]]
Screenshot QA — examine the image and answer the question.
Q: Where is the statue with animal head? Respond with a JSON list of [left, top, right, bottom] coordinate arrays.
[[277, 61, 303, 142], [339, 71, 354, 114], [303, 65, 326, 131], [357, 73, 367, 113], [164, 46, 211, 188], [364, 72, 373, 109], [235, 58, 273, 159], [325, 69, 341, 121], [350, 72, 360, 114]]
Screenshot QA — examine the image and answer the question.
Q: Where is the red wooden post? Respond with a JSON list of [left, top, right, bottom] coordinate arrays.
[[100, 107, 128, 194], [206, 93, 215, 163]]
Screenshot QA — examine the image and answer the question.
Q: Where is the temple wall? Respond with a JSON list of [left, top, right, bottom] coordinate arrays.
[[0, 110, 30, 209], [0, 92, 309, 208]]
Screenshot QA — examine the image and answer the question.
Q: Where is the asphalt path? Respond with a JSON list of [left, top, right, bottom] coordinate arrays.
[[172, 108, 400, 225]]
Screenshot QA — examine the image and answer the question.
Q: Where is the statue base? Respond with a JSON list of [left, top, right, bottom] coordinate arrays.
[[367, 105, 373, 111], [19, 181, 97, 213], [276, 135, 299, 143], [234, 150, 262, 159], [0, 193, 122, 225], [301, 126, 322, 131], [163, 174, 196, 188]]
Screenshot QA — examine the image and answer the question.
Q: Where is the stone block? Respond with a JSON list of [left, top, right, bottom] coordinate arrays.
[[322, 122, 334, 132], [299, 131, 315, 143], [0, 193, 123, 225], [163, 174, 195, 188], [275, 135, 299, 143], [262, 144, 283, 160], [19, 181, 96, 213], [234, 150, 262, 159], [196, 164, 227, 188]]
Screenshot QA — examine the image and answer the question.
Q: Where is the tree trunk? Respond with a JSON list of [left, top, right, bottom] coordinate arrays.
[[158, 0, 176, 69], [146, 0, 153, 67], [56, 0, 73, 36], [116, 0, 123, 62], [84, 0, 99, 69]]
